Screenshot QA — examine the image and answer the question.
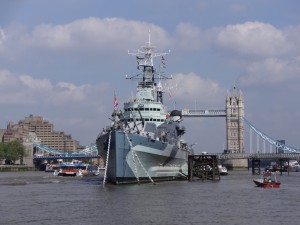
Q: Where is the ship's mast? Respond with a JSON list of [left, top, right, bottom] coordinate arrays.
[[127, 31, 170, 102], [128, 31, 169, 81]]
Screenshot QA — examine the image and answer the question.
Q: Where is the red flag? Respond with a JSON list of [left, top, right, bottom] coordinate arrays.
[[114, 92, 118, 112]]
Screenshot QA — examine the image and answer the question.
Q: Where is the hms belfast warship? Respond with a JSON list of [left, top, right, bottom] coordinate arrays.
[[96, 35, 190, 184]]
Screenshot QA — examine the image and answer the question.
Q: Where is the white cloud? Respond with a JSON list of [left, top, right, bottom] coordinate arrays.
[[0, 17, 173, 66], [20, 74, 53, 90], [28, 17, 171, 54], [217, 22, 290, 56], [31, 24, 72, 49], [175, 23, 206, 51], [0, 69, 19, 88], [168, 72, 225, 104], [2, 19, 300, 81], [240, 57, 300, 86], [0, 69, 109, 105], [172, 21, 299, 58], [51, 82, 90, 103], [0, 28, 6, 45]]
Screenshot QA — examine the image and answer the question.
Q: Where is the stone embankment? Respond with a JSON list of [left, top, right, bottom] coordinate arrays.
[[0, 165, 37, 172]]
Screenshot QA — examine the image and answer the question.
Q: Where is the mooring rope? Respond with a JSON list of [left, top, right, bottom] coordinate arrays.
[[130, 142, 140, 184], [102, 131, 111, 186], [124, 131, 155, 185], [123, 131, 140, 183]]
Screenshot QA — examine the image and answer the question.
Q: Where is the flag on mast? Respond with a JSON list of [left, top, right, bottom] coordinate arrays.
[[160, 56, 166, 68], [113, 92, 118, 112]]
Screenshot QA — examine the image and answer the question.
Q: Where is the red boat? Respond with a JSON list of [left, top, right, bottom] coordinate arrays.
[[253, 171, 281, 188]]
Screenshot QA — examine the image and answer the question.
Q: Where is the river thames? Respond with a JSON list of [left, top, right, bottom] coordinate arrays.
[[0, 170, 299, 225]]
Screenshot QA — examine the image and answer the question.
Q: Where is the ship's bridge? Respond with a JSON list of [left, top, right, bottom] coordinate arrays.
[[136, 81, 155, 100], [123, 101, 168, 125], [137, 81, 154, 87]]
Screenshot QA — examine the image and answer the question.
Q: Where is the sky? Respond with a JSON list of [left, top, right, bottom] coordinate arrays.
[[0, 0, 300, 153]]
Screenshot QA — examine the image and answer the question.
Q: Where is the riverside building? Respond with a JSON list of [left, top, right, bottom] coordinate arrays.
[[2, 114, 78, 151]]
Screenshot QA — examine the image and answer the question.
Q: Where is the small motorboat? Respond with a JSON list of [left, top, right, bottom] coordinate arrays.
[[218, 165, 228, 175], [53, 161, 100, 177], [45, 163, 59, 172], [253, 171, 281, 188]]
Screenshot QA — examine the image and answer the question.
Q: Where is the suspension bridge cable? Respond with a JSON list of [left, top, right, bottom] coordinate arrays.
[[243, 117, 300, 153], [33, 143, 98, 156]]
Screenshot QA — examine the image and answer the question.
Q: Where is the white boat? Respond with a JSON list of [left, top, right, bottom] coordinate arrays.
[[293, 164, 300, 172], [283, 160, 300, 172], [82, 165, 101, 176], [53, 162, 100, 177], [218, 165, 228, 175], [45, 163, 59, 172]]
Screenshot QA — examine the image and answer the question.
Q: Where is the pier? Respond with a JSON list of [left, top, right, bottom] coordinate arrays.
[[250, 157, 290, 175], [190, 152, 300, 175], [188, 154, 220, 181], [0, 165, 37, 172]]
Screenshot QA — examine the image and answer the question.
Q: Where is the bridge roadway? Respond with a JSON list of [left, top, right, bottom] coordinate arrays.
[[33, 153, 300, 161], [33, 155, 101, 160], [199, 153, 300, 160], [181, 109, 226, 117]]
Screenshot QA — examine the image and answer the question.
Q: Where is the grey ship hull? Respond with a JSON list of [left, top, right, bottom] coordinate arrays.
[[96, 130, 188, 184]]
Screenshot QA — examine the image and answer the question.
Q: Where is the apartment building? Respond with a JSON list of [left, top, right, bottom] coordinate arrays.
[[2, 115, 78, 151]]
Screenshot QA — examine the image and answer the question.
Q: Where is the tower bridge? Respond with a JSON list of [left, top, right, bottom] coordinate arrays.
[[181, 86, 244, 156], [180, 85, 300, 168]]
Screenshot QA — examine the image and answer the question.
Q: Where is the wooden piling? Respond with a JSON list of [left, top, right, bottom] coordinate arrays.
[[252, 159, 261, 175], [188, 154, 220, 181]]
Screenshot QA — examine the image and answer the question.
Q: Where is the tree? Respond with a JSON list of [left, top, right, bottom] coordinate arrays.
[[0, 143, 6, 160], [4, 140, 27, 163]]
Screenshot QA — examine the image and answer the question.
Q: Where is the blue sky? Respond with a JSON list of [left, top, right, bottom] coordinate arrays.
[[0, 0, 300, 153]]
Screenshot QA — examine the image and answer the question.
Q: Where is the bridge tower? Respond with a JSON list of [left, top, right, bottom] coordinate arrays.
[[226, 86, 244, 153]]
